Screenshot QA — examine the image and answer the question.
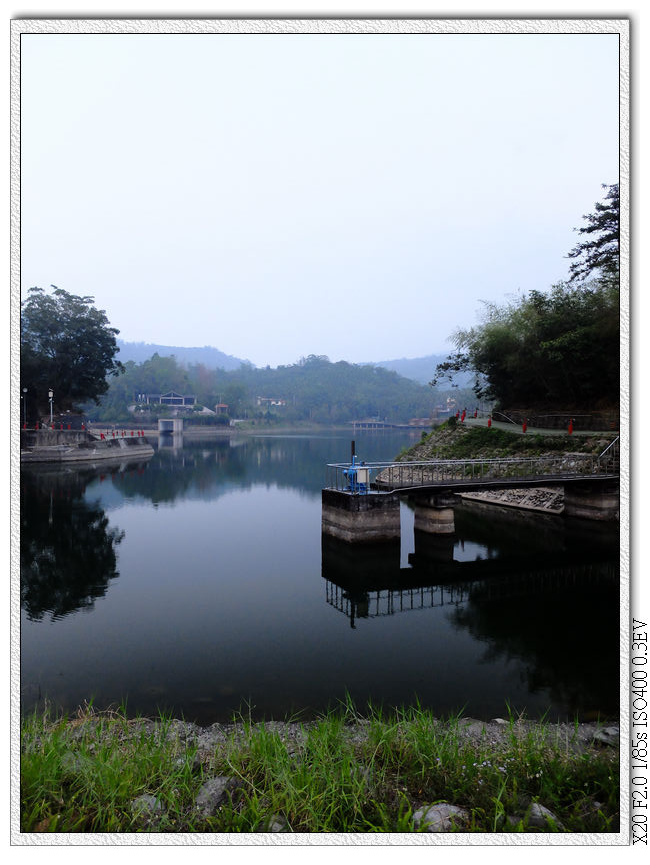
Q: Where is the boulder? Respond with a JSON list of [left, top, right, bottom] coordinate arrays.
[[592, 726, 619, 747], [528, 802, 565, 831], [413, 803, 470, 832], [194, 776, 239, 818]]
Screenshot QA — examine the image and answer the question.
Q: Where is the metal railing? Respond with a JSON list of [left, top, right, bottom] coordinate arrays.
[[597, 436, 620, 472], [326, 441, 619, 494]]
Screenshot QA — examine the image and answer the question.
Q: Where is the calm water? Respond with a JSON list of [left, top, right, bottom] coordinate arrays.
[[20, 430, 620, 724]]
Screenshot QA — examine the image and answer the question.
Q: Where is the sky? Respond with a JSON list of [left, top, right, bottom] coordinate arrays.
[[19, 22, 622, 369]]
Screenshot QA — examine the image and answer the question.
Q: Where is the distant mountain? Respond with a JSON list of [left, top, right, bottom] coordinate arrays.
[[116, 340, 251, 371], [369, 353, 474, 387]]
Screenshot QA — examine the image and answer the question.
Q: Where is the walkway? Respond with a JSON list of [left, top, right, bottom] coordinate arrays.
[[325, 437, 619, 495]]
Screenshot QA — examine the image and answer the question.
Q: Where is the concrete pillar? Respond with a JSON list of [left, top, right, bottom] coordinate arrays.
[[321, 489, 401, 543], [158, 418, 183, 434], [321, 534, 401, 584], [563, 481, 619, 521], [411, 492, 457, 535], [410, 531, 456, 566]]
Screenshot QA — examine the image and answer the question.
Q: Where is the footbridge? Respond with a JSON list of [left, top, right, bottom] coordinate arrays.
[[322, 438, 620, 541]]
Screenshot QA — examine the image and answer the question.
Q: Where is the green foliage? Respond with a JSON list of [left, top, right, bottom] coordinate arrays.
[[567, 183, 619, 285], [433, 280, 619, 410], [21, 286, 123, 418], [21, 702, 619, 833], [432, 185, 620, 412], [96, 352, 441, 425]]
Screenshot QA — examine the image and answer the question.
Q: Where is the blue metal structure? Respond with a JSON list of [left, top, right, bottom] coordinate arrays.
[[342, 453, 371, 494]]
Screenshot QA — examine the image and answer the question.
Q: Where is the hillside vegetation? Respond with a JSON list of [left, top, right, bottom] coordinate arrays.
[[397, 420, 617, 463], [433, 184, 619, 414], [88, 353, 462, 425]]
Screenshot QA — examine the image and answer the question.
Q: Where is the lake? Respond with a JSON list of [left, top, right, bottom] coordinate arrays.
[[20, 429, 620, 725]]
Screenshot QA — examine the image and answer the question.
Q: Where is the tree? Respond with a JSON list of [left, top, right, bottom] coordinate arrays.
[[433, 184, 620, 411], [567, 183, 619, 284], [21, 286, 123, 419], [432, 280, 619, 410]]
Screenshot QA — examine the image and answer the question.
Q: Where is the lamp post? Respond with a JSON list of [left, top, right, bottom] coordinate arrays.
[[22, 388, 27, 426], [48, 388, 54, 425]]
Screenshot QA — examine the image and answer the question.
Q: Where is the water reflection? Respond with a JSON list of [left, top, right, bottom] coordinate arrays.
[[322, 500, 619, 719], [20, 433, 620, 724], [108, 433, 425, 505], [19, 461, 141, 621]]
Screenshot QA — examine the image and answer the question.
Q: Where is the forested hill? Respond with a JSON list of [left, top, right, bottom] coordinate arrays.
[[92, 353, 454, 425], [116, 340, 249, 371], [369, 354, 473, 386], [117, 340, 468, 387]]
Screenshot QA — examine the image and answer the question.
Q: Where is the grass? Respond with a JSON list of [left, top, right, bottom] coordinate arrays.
[[404, 420, 616, 462], [19, 699, 620, 834]]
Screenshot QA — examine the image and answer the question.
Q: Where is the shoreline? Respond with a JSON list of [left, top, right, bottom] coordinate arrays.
[[20, 706, 621, 834]]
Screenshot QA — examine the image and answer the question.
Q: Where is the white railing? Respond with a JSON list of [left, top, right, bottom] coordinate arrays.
[[326, 449, 619, 493]]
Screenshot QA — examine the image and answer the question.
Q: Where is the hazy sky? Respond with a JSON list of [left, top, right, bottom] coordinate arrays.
[[20, 27, 620, 368]]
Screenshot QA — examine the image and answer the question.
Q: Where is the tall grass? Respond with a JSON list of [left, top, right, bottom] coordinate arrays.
[[20, 700, 619, 834]]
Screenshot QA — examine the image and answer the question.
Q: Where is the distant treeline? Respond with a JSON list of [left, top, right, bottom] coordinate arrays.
[[116, 340, 248, 371], [87, 353, 475, 424]]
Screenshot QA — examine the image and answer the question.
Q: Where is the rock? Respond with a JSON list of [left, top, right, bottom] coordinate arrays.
[[506, 814, 524, 829], [458, 719, 488, 738], [131, 794, 165, 817], [164, 719, 201, 742], [174, 751, 202, 771], [592, 726, 619, 747], [528, 802, 565, 831], [413, 803, 470, 832], [60, 751, 90, 775], [194, 776, 239, 818], [265, 814, 288, 832]]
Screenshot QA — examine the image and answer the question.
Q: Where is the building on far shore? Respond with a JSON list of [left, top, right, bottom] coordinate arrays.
[[255, 397, 287, 408], [136, 391, 196, 408]]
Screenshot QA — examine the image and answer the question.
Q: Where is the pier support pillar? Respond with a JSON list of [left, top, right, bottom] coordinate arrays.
[[411, 492, 457, 535], [563, 481, 619, 521], [410, 531, 456, 566], [321, 489, 401, 543]]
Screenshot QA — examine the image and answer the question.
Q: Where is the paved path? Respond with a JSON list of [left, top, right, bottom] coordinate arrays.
[[461, 417, 618, 437]]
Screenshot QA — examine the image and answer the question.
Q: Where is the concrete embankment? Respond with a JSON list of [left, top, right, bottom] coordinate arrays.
[[20, 429, 154, 463]]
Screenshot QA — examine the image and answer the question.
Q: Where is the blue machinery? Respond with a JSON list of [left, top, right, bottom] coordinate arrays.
[[343, 441, 371, 494]]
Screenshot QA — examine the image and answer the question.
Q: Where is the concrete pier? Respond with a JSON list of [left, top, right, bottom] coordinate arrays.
[[410, 530, 456, 566], [321, 489, 401, 543], [321, 534, 401, 584], [158, 418, 184, 434], [411, 492, 457, 535], [563, 480, 619, 521], [20, 429, 154, 463]]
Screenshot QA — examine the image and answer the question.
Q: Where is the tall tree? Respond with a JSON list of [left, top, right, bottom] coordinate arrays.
[[432, 280, 619, 410], [567, 183, 620, 284], [21, 286, 123, 419], [433, 184, 620, 410]]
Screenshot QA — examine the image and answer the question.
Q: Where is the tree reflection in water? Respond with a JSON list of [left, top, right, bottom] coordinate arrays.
[[20, 463, 133, 621]]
